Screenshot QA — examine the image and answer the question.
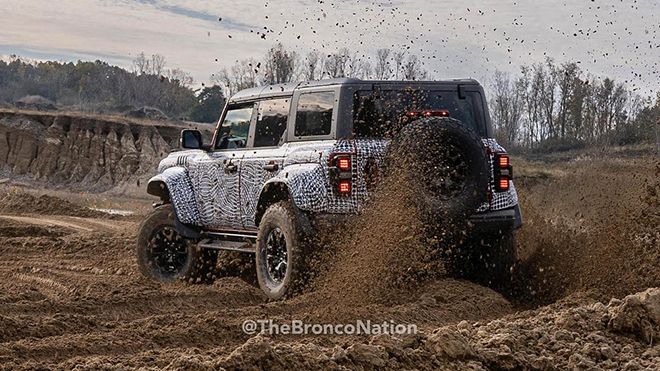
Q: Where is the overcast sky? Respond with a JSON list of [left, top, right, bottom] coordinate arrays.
[[1, 0, 658, 97]]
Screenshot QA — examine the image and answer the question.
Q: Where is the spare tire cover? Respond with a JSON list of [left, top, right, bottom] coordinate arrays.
[[386, 117, 489, 221]]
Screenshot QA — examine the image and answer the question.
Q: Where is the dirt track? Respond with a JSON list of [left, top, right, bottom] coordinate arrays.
[[0, 148, 659, 370]]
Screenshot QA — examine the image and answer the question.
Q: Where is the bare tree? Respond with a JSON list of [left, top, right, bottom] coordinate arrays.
[[542, 58, 557, 138], [555, 62, 580, 138], [490, 70, 524, 146], [263, 43, 297, 84], [567, 77, 589, 139], [346, 54, 372, 79], [131, 52, 166, 76], [166, 68, 194, 88], [305, 51, 320, 81], [132, 52, 150, 75], [324, 48, 350, 78], [374, 48, 391, 80], [213, 58, 261, 96], [402, 55, 427, 81], [361, 60, 373, 79], [393, 52, 405, 80], [150, 54, 166, 76]]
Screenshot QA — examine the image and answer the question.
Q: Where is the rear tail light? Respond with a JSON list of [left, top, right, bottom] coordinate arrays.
[[494, 153, 512, 192], [337, 157, 351, 171], [498, 155, 509, 168], [330, 153, 354, 195], [339, 181, 351, 194]]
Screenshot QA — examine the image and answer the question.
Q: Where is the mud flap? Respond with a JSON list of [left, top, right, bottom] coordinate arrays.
[[171, 206, 201, 239], [513, 204, 523, 230]]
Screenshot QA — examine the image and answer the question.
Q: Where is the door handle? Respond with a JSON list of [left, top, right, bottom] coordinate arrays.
[[225, 164, 238, 173], [263, 163, 279, 172]]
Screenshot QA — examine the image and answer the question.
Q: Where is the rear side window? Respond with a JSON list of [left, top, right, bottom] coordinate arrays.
[[294, 92, 334, 137], [254, 98, 289, 147], [353, 90, 486, 138]]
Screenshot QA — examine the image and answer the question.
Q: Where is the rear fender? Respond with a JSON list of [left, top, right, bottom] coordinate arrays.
[[264, 163, 328, 213]]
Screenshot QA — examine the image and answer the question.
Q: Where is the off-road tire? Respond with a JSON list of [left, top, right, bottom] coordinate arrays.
[[136, 205, 217, 283], [388, 117, 489, 222], [255, 201, 306, 300], [447, 231, 517, 289]]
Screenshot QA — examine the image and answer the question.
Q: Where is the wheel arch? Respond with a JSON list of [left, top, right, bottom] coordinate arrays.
[[255, 162, 329, 227], [147, 178, 170, 202], [255, 181, 293, 227]]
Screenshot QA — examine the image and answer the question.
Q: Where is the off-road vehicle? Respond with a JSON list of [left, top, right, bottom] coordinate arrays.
[[136, 78, 523, 299]]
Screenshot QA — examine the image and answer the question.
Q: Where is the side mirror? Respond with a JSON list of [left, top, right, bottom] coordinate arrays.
[[180, 129, 202, 149]]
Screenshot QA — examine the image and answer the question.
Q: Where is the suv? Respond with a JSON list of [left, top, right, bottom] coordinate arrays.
[[136, 78, 523, 299]]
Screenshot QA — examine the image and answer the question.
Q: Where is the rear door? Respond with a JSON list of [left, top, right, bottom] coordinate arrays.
[[239, 97, 291, 230]]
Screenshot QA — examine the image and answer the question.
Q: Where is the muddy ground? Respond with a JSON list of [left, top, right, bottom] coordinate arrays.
[[0, 145, 659, 370]]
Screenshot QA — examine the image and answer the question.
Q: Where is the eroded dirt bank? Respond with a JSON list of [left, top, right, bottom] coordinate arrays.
[[0, 109, 212, 195], [0, 147, 658, 370]]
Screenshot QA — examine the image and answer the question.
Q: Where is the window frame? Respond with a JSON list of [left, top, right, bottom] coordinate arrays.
[[248, 97, 293, 149], [288, 88, 339, 142], [212, 101, 257, 152]]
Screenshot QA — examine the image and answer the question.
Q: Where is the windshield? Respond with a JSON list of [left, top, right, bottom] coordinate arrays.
[[353, 90, 486, 138]]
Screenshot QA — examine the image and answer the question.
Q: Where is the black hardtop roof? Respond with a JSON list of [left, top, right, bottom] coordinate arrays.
[[228, 78, 481, 103]]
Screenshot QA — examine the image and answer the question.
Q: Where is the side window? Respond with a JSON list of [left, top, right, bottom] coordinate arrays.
[[294, 91, 334, 137], [215, 103, 254, 149], [254, 98, 290, 147]]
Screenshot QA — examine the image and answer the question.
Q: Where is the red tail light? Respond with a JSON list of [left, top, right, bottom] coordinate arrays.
[[337, 157, 351, 171], [339, 181, 351, 194], [498, 155, 509, 168], [494, 152, 512, 192]]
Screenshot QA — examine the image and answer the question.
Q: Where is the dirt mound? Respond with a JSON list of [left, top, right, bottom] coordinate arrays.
[[124, 106, 169, 121], [511, 155, 660, 306], [204, 288, 660, 371], [0, 192, 107, 218], [13, 95, 57, 111], [0, 218, 69, 238]]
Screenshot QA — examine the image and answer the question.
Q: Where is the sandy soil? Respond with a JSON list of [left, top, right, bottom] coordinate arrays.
[[0, 148, 658, 370]]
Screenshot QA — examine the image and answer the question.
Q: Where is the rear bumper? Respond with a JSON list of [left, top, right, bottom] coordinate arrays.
[[310, 204, 523, 233], [468, 204, 523, 234]]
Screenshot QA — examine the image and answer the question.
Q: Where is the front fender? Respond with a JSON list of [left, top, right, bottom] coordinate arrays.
[[264, 163, 328, 213], [147, 167, 201, 225]]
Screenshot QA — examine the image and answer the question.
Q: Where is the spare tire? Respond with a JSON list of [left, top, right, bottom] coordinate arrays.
[[386, 117, 489, 221]]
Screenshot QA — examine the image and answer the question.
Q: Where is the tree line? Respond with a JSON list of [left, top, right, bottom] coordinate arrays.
[[2, 45, 657, 147], [213, 43, 429, 95], [215, 44, 657, 149], [0, 53, 215, 121], [489, 58, 659, 151]]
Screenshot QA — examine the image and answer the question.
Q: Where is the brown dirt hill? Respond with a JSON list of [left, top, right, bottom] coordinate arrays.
[[0, 109, 212, 194]]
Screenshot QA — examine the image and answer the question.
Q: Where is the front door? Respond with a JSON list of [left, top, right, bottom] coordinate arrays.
[[239, 97, 290, 230], [190, 102, 254, 230]]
